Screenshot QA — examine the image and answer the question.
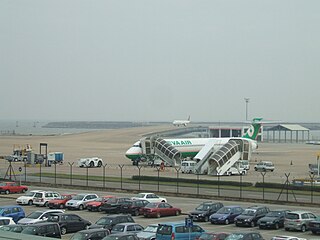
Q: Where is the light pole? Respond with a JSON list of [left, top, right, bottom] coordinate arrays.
[[244, 98, 250, 121]]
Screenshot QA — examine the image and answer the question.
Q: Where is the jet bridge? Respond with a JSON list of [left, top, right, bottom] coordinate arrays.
[[194, 139, 252, 175]]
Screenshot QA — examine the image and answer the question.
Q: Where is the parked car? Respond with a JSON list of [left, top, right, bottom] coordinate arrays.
[[284, 210, 317, 232], [136, 223, 158, 240], [120, 199, 149, 216], [66, 193, 99, 210], [271, 236, 307, 240], [33, 190, 61, 207], [70, 228, 110, 240], [210, 205, 244, 225], [47, 212, 91, 235], [16, 190, 43, 205], [89, 214, 135, 231], [254, 161, 275, 172], [87, 196, 116, 212], [0, 224, 26, 233], [225, 232, 263, 240], [0, 205, 25, 223], [101, 197, 131, 213], [0, 217, 15, 226], [189, 201, 224, 222], [156, 222, 205, 240], [234, 206, 270, 227], [198, 232, 230, 240], [17, 209, 64, 224], [257, 209, 290, 229], [140, 202, 181, 218], [102, 233, 139, 240], [20, 222, 61, 238], [309, 216, 320, 234], [48, 194, 76, 209], [131, 193, 167, 203], [0, 182, 28, 194], [111, 223, 144, 234]]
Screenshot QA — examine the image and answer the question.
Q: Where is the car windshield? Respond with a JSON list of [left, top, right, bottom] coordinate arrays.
[[266, 211, 283, 217], [196, 204, 211, 211], [144, 225, 158, 233], [226, 233, 245, 240], [96, 217, 112, 225], [93, 197, 102, 202], [72, 195, 85, 200], [26, 211, 43, 219], [21, 226, 37, 235], [242, 209, 256, 216], [145, 203, 158, 208], [217, 207, 232, 214], [199, 233, 217, 240], [112, 225, 125, 232], [70, 232, 88, 240]]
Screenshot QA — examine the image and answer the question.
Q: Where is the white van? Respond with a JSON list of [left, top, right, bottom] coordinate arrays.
[[181, 160, 196, 174]]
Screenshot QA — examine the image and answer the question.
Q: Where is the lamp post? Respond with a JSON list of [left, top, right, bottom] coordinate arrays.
[[244, 98, 250, 121]]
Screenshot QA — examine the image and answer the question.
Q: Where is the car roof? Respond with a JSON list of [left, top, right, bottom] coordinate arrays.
[[287, 210, 311, 214], [221, 205, 242, 208], [78, 228, 110, 233], [100, 214, 131, 219], [0, 205, 22, 208], [115, 223, 139, 226], [25, 222, 59, 227]]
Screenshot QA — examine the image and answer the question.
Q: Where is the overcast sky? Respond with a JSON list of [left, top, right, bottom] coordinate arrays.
[[1, 1, 319, 122]]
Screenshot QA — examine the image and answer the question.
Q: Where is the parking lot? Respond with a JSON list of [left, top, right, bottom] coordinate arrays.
[[1, 186, 319, 240]]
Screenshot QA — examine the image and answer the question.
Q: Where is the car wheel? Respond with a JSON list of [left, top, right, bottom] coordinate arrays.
[[98, 206, 102, 212], [285, 227, 289, 231], [250, 221, 255, 227], [44, 202, 49, 207], [5, 190, 10, 194], [225, 219, 229, 225], [312, 230, 317, 234], [59, 204, 64, 209], [301, 225, 306, 232], [21, 188, 26, 193], [98, 161, 102, 167], [61, 227, 67, 235], [156, 212, 161, 218], [204, 216, 209, 222], [89, 161, 94, 168], [133, 210, 139, 216], [79, 204, 84, 210], [275, 223, 279, 229], [28, 200, 33, 205]]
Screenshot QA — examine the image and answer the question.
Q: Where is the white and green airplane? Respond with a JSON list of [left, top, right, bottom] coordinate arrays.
[[125, 118, 262, 164]]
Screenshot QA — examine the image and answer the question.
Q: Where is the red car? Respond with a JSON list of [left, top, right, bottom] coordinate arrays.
[[140, 202, 181, 218], [47, 194, 75, 209], [0, 182, 28, 194], [86, 195, 115, 212], [198, 232, 229, 240]]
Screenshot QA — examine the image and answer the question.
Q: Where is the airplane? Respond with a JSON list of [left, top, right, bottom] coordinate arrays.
[[126, 118, 262, 164], [172, 116, 191, 127]]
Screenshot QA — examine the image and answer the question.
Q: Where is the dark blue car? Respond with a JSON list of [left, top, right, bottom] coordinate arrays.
[[210, 206, 244, 225], [0, 205, 25, 223]]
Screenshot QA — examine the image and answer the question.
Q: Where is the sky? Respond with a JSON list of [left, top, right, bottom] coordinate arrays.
[[1, 0, 320, 122]]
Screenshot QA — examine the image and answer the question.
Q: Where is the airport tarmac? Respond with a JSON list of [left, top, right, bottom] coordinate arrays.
[[0, 125, 319, 184]]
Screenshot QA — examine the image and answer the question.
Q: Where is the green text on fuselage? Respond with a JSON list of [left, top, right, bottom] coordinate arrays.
[[167, 140, 192, 146]]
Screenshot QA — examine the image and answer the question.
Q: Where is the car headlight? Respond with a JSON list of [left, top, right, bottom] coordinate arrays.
[[244, 218, 252, 222]]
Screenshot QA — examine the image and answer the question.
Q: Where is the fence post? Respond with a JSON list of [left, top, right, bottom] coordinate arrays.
[[239, 173, 243, 199], [68, 162, 74, 186], [261, 172, 266, 200], [86, 167, 89, 188], [103, 164, 107, 189], [119, 165, 124, 190], [175, 167, 181, 194], [137, 166, 142, 191]]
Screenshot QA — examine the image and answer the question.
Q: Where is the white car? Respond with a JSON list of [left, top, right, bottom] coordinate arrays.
[[254, 161, 275, 172], [78, 157, 103, 168], [0, 217, 15, 226], [16, 190, 43, 205], [17, 209, 64, 225], [33, 191, 61, 207], [131, 193, 167, 203], [271, 236, 306, 240]]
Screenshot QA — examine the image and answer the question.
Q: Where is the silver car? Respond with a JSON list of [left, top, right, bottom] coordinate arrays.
[[112, 223, 144, 234], [284, 211, 317, 232], [66, 193, 98, 210], [136, 224, 158, 240], [17, 209, 64, 225]]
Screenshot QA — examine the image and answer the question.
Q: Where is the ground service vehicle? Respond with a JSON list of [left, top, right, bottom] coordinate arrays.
[[78, 157, 103, 168], [254, 161, 275, 172], [181, 160, 196, 173]]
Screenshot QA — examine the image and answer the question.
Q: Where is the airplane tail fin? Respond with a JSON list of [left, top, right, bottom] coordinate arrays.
[[242, 118, 263, 140]]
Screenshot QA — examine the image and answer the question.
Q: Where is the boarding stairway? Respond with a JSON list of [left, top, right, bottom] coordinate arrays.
[[194, 139, 251, 175], [154, 138, 181, 166]]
